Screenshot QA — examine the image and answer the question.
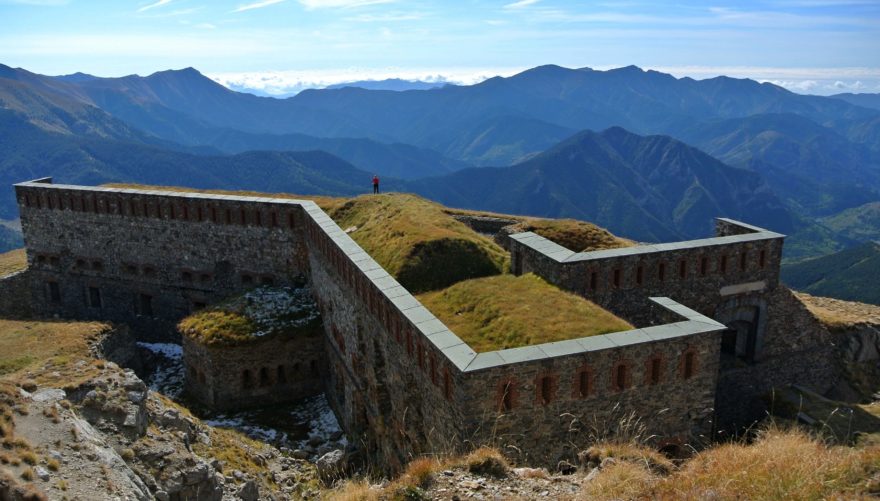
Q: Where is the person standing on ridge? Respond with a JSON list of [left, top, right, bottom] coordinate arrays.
[[372, 174, 380, 194]]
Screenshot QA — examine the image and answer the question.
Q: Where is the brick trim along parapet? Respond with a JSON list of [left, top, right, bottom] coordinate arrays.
[[14, 178, 725, 374], [13, 178, 728, 465], [507, 217, 785, 324]]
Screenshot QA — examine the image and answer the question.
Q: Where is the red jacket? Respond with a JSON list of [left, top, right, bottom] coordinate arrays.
[[372, 176, 379, 185]]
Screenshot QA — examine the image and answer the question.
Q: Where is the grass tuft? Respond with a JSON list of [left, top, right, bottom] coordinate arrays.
[[464, 447, 509, 478]]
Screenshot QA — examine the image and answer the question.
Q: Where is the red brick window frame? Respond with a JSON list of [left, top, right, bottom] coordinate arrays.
[[699, 256, 709, 276], [739, 250, 747, 271], [610, 360, 632, 392], [680, 349, 698, 380], [759, 249, 767, 269], [658, 262, 666, 282], [720, 255, 728, 274], [678, 259, 687, 279], [429, 353, 438, 386], [612, 269, 622, 288], [645, 355, 664, 386], [498, 379, 517, 412], [573, 365, 593, 399], [536, 374, 558, 406]]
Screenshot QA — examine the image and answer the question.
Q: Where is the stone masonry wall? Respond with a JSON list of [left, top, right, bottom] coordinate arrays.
[[714, 286, 839, 430], [14, 179, 730, 470], [510, 218, 785, 324], [183, 331, 326, 410], [0, 270, 33, 318], [15, 181, 310, 341]]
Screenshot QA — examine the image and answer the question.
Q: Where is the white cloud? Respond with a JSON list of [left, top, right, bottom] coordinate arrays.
[[195, 23, 217, 29], [297, 0, 395, 9], [504, 0, 540, 8], [207, 67, 526, 96], [234, 0, 286, 13], [137, 0, 173, 13]]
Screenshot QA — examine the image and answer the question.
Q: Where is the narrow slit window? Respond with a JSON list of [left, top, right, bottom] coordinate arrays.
[[578, 370, 590, 397], [589, 271, 598, 290], [613, 269, 621, 288], [683, 352, 695, 379], [615, 364, 627, 390], [48, 281, 61, 303], [720, 255, 728, 274], [636, 266, 644, 286], [649, 358, 661, 385], [658, 262, 666, 281], [759, 249, 767, 268], [679, 259, 687, 279], [88, 286, 102, 309], [501, 381, 513, 411], [539, 376, 553, 405]]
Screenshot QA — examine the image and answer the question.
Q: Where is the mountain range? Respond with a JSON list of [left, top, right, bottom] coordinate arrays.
[[1, 62, 879, 295]]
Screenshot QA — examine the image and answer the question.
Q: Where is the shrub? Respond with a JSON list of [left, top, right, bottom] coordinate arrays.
[[47, 458, 60, 471], [120, 448, 135, 462], [19, 451, 38, 465], [400, 457, 440, 489], [20, 467, 34, 481], [465, 447, 508, 478]]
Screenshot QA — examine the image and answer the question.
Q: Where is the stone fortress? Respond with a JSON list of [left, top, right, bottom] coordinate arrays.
[[2, 177, 839, 470]]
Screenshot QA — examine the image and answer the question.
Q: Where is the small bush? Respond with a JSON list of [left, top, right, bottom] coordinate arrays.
[[120, 448, 135, 461], [57, 479, 68, 491], [20, 467, 34, 481], [465, 447, 508, 478], [325, 480, 378, 501], [47, 458, 60, 471], [20, 451, 38, 465], [400, 457, 440, 489]]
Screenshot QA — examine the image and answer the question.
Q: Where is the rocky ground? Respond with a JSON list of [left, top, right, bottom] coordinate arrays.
[[1, 357, 329, 500]]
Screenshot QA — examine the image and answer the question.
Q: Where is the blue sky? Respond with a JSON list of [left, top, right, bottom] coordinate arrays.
[[1, 0, 878, 95]]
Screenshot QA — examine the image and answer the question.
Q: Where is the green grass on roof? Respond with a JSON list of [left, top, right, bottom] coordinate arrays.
[[179, 287, 321, 347], [328, 194, 507, 293], [508, 218, 633, 252], [417, 273, 633, 352]]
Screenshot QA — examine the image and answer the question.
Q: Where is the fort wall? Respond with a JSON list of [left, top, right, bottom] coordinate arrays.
[[13, 179, 729, 469], [508, 218, 785, 324], [15, 179, 310, 341], [183, 331, 326, 410], [0, 270, 32, 318]]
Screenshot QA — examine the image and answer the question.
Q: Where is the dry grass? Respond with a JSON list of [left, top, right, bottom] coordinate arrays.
[[653, 427, 880, 499], [795, 292, 880, 330], [463, 447, 509, 478], [580, 460, 659, 500], [0, 319, 108, 378], [417, 273, 633, 352], [325, 479, 379, 501], [178, 310, 258, 346], [328, 194, 508, 293], [578, 426, 880, 500], [508, 218, 633, 252], [0, 249, 26, 277]]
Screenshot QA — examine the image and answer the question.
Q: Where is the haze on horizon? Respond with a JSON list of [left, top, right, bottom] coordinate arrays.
[[1, 0, 879, 96]]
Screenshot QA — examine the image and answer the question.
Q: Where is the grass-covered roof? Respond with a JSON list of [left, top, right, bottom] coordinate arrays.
[[417, 273, 633, 352], [179, 286, 321, 346]]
